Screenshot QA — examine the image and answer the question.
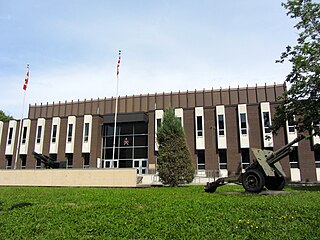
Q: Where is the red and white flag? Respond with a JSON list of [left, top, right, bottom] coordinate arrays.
[[117, 50, 121, 77], [23, 64, 29, 91]]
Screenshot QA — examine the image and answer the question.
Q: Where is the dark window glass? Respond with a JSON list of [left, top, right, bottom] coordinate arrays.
[[198, 151, 205, 164], [52, 125, 57, 143], [134, 161, 139, 167], [288, 115, 295, 133], [67, 124, 73, 142], [83, 153, 90, 166], [241, 148, 250, 169], [134, 147, 148, 159], [35, 158, 41, 168], [197, 116, 203, 130], [218, 115, 225, 136], [84, 123, 89, 142], [119, 148, 132, 159], [21, 155, 27, 169], [36, 126, 42, 143], [134, 135, 148, 146], [157, 119, 162, 130], [8, 127, 13, 145], [263, 112, 271, 133], [105, 136, 119, 148], [240, 113, 247, 134], [219, 149, 227, 169], [22, 126, 27, 144], [103, 148, 119, 160], [119, 160, 133, 168], [142, 160, 147, 167], [6, 155, 12, 169], [289, 147, 299, 168], [66, 154, 73, 168], [197, 116, 203, 136], [120, 123, 133, 135], [134, 122, 148, 134], [120, 136, 133, 147]]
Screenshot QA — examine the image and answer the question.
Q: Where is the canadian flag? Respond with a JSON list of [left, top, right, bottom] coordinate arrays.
[[23, 64, 29, 91]]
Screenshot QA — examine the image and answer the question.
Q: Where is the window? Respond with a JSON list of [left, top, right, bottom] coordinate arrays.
[[21, 155, 27, 169], [66, 153, 73, 168], [22, 126, 27, 144], [84, 123, 89, 142], [197, 116, 203, 137], [83, 153, 90, 168], [35, 158, 41, 169], [5, 155, 12, 169], [36, 126, 42, 144], [263, 112, 271, 133], [67, 124, 73, 142], [156, 119, 162, 130], [218, 115, 225, 136], [289, 147, 299, 168], [241, 149, 250, 169], [314, 146, 320, 168], [288, 116, 295, 133], [197, 150, 205, 170], [7, 127, 13, 145], [240, 113, 247, 135], [218, 149, 227, 169], [52, 125, 57, 143], [101, 122, 148, 169]]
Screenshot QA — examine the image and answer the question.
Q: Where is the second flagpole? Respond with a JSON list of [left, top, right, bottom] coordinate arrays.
[[111, 50, 121, 168]]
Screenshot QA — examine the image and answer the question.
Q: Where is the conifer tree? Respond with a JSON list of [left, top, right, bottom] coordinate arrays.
[[157, 108, 194, 186]]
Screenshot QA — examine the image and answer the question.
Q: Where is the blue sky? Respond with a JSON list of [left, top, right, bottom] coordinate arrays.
[[0, 0, 297, 118]]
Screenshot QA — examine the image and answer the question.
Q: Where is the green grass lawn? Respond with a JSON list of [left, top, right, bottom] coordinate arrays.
[[0, 185, 319, 239]]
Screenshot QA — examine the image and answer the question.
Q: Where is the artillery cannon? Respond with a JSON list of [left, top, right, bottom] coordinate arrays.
[[32, 151, 67, 169], [205, 135, 305, 193]]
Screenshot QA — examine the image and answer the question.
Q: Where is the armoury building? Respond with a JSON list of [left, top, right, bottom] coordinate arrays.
[[0, 83, 319, 182]]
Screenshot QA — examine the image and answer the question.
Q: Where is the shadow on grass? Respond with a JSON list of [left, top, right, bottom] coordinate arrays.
[[287, 185, 320, 192], [10, 202, 33, 210]]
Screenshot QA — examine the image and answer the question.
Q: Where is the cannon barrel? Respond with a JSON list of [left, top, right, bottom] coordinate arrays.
[[266, 135, 305, 165]]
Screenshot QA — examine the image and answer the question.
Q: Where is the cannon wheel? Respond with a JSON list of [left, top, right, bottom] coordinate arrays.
[[265, 177, 285, 191], [242, 169, 265, 193]]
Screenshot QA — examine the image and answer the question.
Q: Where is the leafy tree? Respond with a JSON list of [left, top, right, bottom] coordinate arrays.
[[273, 0, 320, 136], [157, 108, 194, 186], [0, 110, 13, 121]]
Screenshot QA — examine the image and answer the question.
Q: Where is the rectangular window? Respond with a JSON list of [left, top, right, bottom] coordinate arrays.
[[197, 150, 205, 170], [21, 155, 27, 169], [22, 126, 27, 144], [289, 147, 299, 168], [197, 116, 203, 137], [156, 119, 162, 130], [263, 112, 271, 133], [241, 149, 250, 169], [36, 126, 42, 144], [66, 153, 73, 168], [218, 149, 227, 169], [83, 153, 90, 168], [288, 116, 295, 133], [218, 115, 225, 136], [35, 158, 42, 169], [84, 123, 89, 142], [8, 127, 13, 145], [6, 155, 12, 169], [67, 124, 73, 142], [314, 147, 320, 168], [240, 113, 247, 135], [52, 125, 57, 143]]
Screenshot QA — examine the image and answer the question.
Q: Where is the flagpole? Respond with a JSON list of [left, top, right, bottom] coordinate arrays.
[[14, 64, 29, 169], [112, 50, 121, 168]]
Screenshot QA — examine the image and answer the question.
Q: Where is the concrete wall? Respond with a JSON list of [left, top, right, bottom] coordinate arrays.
[[0, 169, 137, 187]]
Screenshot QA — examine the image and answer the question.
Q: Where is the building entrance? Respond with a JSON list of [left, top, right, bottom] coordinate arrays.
[[101, 122, 148, 174]]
